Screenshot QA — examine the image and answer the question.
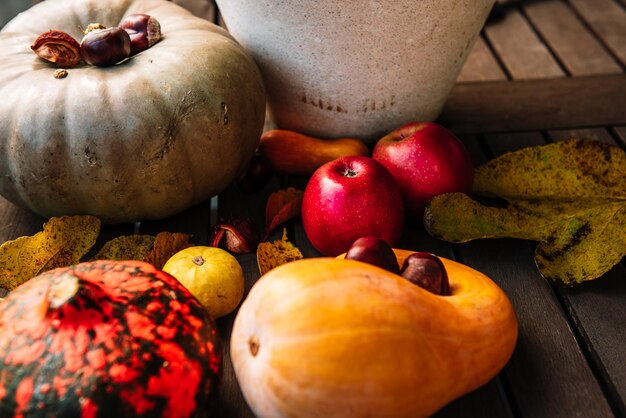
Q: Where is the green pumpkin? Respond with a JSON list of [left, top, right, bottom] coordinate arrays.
[[0, 0, 265, 223]]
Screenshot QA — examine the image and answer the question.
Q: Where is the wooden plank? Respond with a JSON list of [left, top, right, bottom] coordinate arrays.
[[482, 131, 546, 157], [569, 0, 626, 67], [461, 134, 491, 166], [439, 74, 626, 134], [209, 182, 279, 418], [457, 36, 508, 83], [483, 8, 565, 79], [545, 128, 626, 416], [434, 380, 513, 418], [0, 197, 44, 243], [289, 175, 321, 259], [459, 238, 614, 418], [524, 0, 621, 76], [614, 126, 626, 147], [138, 199, 213, 245], [548, 127, 616, 144], [556, 268, 626, 417], [456, 131, 614, 417]]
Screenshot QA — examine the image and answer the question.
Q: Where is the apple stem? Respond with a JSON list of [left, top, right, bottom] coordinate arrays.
[[343, 168, 357, 178]]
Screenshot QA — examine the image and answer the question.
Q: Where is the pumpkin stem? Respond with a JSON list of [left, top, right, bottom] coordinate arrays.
[[192, 255, 205, 266], [249, 335, 260, 357], [49, 273, 79, 309]]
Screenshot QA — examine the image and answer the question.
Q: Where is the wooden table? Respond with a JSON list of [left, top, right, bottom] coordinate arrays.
[[1, 0, 625, 417]]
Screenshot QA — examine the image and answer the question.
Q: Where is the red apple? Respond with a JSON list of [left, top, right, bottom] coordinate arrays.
[[372, 122, 474, 220], [302, 156, 404, 256]]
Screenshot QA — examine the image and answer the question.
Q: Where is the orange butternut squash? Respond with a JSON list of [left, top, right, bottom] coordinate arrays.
[[258, 129, 369, 176], [230, 249, 518, 418]]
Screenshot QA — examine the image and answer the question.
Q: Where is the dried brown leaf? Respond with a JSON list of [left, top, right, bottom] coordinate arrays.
[[257, 229, 303, 275], [143, 232, 193, 269]]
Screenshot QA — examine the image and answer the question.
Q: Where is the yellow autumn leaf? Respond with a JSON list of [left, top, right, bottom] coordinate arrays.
[[91, 235, 156, 261], [0, 215, 100, 292]]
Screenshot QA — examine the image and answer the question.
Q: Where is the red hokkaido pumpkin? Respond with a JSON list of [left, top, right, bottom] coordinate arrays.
[[0, 260, 222, 418]]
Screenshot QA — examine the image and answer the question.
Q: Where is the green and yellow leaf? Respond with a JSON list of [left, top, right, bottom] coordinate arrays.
[[425, 140, 626, 286]]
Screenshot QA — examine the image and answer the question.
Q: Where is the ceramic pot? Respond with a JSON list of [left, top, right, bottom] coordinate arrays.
[[216, 0, 494, 141]]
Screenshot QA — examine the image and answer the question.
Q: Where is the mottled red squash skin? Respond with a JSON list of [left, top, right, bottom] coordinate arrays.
[[0, 260, 222, 418]]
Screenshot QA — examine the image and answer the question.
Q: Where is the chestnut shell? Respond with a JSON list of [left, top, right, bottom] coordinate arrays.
[[80, 27, 131, 67]]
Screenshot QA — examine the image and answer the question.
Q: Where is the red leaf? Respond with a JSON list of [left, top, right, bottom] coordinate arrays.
[[265, 188, 304, 240]]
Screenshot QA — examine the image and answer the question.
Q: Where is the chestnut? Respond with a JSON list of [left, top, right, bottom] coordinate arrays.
[[80, 27, 131, 67], [400, 252, 450, 296], [345, 237, 400, 274], [119, 13, 162, 55]]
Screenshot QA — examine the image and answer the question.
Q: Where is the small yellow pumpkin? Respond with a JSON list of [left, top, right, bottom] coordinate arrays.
[[230, 249, 518, 418], [162, 246, 245, 319]]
